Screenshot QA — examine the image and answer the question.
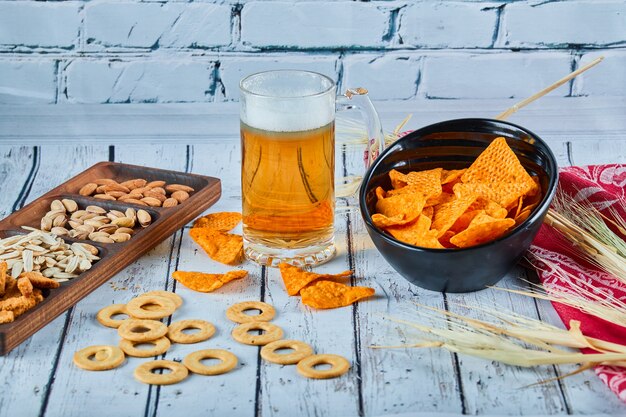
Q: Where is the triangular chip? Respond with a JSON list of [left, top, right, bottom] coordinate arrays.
[[431, 195, 476, 237], [172, 270, 247, 292], [189, 228, 243, 265], [439, 230, 456, 249], [278, 263, 352, 296], [193, 212, 242, 232], [371, 213, 410, 228], [385, 214, 431, 245], [468, 197, 508, 219], [460, 137, 538, 205], [375, 192, 426, 225], [453, 181, 528, 210], [441, 169, 466, 185], [300, 280, 374, 309], [375, 186, 386, 201], [449, 213, 515, 248], [389, 169, 408, 189], [449, 209, 485, 233]]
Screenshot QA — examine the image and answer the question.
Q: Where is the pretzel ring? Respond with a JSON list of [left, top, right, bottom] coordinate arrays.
[[141, 290, 183, 309], [231, 321, 283, 346], [183, 349, 238, 376], [261, 339, 314, 365], [134, 360, 189, 385], [167, 319, 215, 344], [226, 301, 275, 323], [296, 354, 350, 379], [119, 336, 171, 358], [73, 345, 125, 371], [126, 295, 176, 319], [118, 319, 168, 342], [96, 304, 130, 328]]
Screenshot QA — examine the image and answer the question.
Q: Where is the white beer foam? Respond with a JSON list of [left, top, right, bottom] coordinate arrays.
[[242, 92, 335, 133]]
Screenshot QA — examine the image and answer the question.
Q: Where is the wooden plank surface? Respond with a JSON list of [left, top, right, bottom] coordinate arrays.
[[0, 98, 625, 416]]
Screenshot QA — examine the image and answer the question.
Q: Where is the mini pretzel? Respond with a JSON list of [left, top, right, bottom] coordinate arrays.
[[296, 354, 350, 379], [134, 360, 189, 385], [167, 319, 215, 344], [226, 301, 276, 323], [141, 290, 183, 309], [119, 336, 171, 358], [183, 349, 238, 376], [118, 319, 168, 342], [261, 339, 314, 365], [73, 345, 125, 371], [231, 321, 283, 346], [126, 295, 176, 319], [96, 304, 130, 328]]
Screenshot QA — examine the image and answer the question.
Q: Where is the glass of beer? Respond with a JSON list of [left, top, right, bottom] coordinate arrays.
[[240, 70, 384, 267]]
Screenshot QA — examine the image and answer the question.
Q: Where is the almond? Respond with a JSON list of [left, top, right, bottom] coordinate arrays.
[[171, 190, 190, 203], [105, 190, 127, 199], [79, 183, 98, 196], [162, 198, 178, 208], [151, 187, 166, 195], [143, 190, 167, 202], [102, 183, 131, 193], [140, 197, 162, 207], [94, 179, 118, 186], [123, 198, 147, 206], [94, 194, 116, 201], [120, 179, 147, 190], [146, 180, 166, 188], [165, 184, 194, 193]]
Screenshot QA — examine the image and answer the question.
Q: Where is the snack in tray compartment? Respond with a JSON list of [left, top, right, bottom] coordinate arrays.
[[78, 178, 195, 208], [0, 230, 100, 324], [278, 263, 374, 309], [372, 137, 541, 249], [38, 201, 152, 243], [172, 269, 248, 292]]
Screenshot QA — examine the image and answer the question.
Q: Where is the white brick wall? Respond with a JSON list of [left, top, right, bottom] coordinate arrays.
[[0, 0, 624, 104]]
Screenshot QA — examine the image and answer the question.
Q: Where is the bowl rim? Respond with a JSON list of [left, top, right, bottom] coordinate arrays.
[[358, 117, 559, 253]]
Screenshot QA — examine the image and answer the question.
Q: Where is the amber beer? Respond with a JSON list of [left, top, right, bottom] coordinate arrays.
[[239, 70, 340, 266], [241, 121, 335, 248]]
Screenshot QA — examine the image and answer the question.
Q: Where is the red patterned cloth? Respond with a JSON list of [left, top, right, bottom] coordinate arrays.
[[530, 165, 626, 402]]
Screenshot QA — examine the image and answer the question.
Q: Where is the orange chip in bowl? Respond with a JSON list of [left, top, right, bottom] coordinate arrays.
[[173, 270, 248, 292], [278, 263, 352, 296], [300, 280, 374, 309], [193, 212, 242, 232], [375, 186, 386, 201], [461, 137, 538, 202], [375, 192, 425, 225], [189, 228, 243, 265], [441, 168, 466, 185], [371, 213, 409, 228], [385, 214, 431, 245], [449, 213, 515, 248], [389, 169, 408, 189], [449, 209, 484, 233], [431, 194, 476, 237]]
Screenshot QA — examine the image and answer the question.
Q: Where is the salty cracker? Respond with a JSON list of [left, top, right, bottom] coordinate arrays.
[[375, 192, 426, 226], [431, 194, 476, 237], [460, 137, 538, 200], [193, 212, 242, 232], [190, 228, 243, 265], [20, 271, 60, 289], [172, 270, 248, 293], [0, 261, 6, 296], [300, 280, 374, 309], [278, 263, 352, 296], [449, 213, 515, 248]]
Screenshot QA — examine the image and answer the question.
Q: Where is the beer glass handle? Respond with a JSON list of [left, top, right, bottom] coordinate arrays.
[[336, 88, 385, 168]]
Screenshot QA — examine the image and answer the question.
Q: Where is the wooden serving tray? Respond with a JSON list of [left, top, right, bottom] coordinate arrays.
[[0, 161, 221, 354]]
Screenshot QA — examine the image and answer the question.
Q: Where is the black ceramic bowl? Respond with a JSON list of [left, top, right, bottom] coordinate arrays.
[[359, 118, 558, 293]]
